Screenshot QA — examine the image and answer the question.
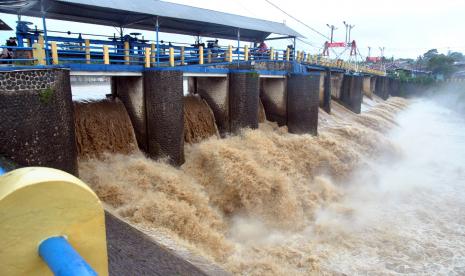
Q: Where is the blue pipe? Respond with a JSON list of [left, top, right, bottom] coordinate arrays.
[[41, 1, 50, 65], [156, 17, 160, 67], [38, 236, 97, 276]]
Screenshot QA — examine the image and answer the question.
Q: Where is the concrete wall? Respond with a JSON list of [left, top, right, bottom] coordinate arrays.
[[322, 69, 332, 113], [362, 76, 373, 98], [260, 78, 287, 126], [0, 69, 77, 175], [144, 70, 184, 166], [112, 76, 146, 151], [229, 72, 260, 133], [374, 76, 389, 100], [340, 75, 363, 114], [196, 77, 230, 134], [287, 74, 320, 135], [330, 73, 344, 99]]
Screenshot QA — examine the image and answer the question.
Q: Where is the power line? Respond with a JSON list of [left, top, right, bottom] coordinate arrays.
[[263, 0, 330, 40]]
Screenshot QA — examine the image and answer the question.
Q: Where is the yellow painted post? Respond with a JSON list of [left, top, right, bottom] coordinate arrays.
[[151, 43, 156, 65], [270, 47, 274, 60], [207, 49, 212, 63], [124, 41, 130, 65], [103, 45, 109, 64], [306, 53, 310, 63], [180, 46, 185, 65], [38, 35, 44, 48], [85, 39, 91, 64], [244, 45, 249, 61], [286, 47, 290, 61], [51, 42, 58, 65], [301, 51, 305, 63], [145, 47, 151, 68], [296, 51, 301, 62], [199, 45, 204, 65], [169, 47, 174, 67], [32, 43, 46, 65], [228, 45, 233, 62]]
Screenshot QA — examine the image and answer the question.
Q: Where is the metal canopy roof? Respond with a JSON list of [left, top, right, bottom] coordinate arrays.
[[0, 19, 13, 31], [0, 0, 303, 42]]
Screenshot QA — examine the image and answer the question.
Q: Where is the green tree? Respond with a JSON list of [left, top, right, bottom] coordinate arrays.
[[427, 54, 455, 77]]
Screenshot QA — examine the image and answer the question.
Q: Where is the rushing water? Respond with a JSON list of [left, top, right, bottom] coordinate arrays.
[[314, 96, 465, 275], [75, 83, 465, 275]]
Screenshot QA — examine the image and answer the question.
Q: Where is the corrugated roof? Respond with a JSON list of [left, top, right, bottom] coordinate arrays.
[[0, 19, 13, 31], [0, 0, 303, 41]]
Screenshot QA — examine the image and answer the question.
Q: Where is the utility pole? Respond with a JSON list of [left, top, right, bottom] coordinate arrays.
[[326, 24, 337, 43], [368, 46, 371, 57], [343, 21, 349, 43], [347, 24, 355, 42], [379, 46, 385, 58]]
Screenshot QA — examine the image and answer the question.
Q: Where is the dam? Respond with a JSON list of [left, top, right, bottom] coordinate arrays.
[[1, 0, 465, 275]]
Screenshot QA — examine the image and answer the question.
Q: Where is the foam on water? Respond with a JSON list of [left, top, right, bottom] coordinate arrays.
[[312, 97, 465, 275], [76, 92, 465, 274]]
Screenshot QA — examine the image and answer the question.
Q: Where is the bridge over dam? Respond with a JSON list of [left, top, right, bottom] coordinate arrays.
[[0, 1, 414, 275]]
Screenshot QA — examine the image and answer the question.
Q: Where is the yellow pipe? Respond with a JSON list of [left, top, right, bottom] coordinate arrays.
[[180, 46, 185, 65], [207, 49, 212, 63], [228, 45, 233, 62], [85, 39, 90, 64], [244, 45, 249, 61], [169, 47, 174, 67], [103, 45, 109, 65], [124, 41, 130, 65], [270, 47, 274, 60], [199, 46, 204, 65], [151, 43, 156, 65], [145, 48, 151, 68], [51, 42, 58, 65]]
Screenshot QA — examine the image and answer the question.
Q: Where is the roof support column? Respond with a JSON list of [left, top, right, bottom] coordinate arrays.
[[237, 28, 240, 65], [293, 36, 296, 61], [155, 16, 159, 67], [41, 0, 50, 65]]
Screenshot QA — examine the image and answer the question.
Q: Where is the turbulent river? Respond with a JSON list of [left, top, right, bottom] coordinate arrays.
[[313, 96, 465, 275], [74, 82, 465, 275]]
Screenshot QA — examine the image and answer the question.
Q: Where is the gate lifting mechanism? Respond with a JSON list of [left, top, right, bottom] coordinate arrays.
[[322, 40, 357, 56]]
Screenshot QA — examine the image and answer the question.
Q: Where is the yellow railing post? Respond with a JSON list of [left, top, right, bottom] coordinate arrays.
[[124, 41, 130, 65], [169, 47, 174, 67], [286, 47, 290, 61], [270, 47, 274, 60], [51, 42, 58, 65], [199, 46, 204, 65], [151, 43, 156, 65], [228, 45, 233, 62], [207, 49, 212, 63], [145, 47, 151, 68], [296, 51, 300, 62], [38, 35, 44, 49], [244, 45, 249, 61], [180, 46, 185, 65], [32, 43, 46, 65], [103, 45, 109, 65], [85, 39, 91, 64]]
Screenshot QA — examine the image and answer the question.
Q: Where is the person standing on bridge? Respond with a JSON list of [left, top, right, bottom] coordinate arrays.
[[1, 37, 17, 63]]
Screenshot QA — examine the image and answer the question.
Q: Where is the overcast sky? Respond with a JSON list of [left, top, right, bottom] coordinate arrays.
[[1, 0, 464, 59]]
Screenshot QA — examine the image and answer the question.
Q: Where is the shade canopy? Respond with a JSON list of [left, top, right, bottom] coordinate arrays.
[[0, 0, 303, 42], [0, 19, 13, 31]]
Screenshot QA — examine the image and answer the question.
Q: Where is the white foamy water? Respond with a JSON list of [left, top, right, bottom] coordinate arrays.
[[71, 83, 110, 101], [314, 97, 465, 275]]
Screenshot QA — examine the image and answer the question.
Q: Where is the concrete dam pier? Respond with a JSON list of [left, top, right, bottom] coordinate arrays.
[[0, 62, 401, 274], [0, 63, 400, 170]]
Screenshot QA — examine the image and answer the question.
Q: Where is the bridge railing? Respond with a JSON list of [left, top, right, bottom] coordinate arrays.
[[1, 34, 385, 75]]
